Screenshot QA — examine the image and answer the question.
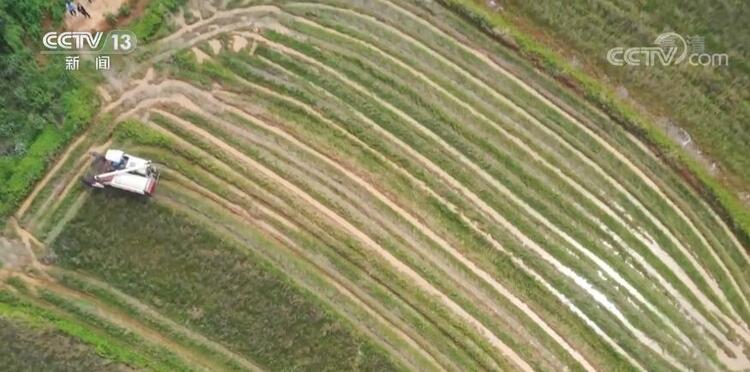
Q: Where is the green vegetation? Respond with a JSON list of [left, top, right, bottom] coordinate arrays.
[[6, 0, 749, 370], [0, 0, 99, 218], [53, 190, 399, 371], [118, 3, 133, 18], [105, 12, 118, 27], [434, 0, 750, 245], [49, 269, 252, 371], [0, 316, 129, 371], [129, 0, 187, 41], [0, 288, 172, 370]]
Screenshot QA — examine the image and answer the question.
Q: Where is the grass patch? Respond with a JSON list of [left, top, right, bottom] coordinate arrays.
[[52, 189, 399, 371]]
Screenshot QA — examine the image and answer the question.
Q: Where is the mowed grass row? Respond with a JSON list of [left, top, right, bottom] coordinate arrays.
[[278, 3, 750, 352], [267, 11, 750, 356], [282, 0, 750, 328], [52, 185, 401, 372], [124, 142, 468, 371], [0, 282, 192, 371], [156, 56, 620, 370], [21, 1, 747, 370], [265, 26, 736, 360], [228, 34, 704, 366], [145, 102, 517, 370], [107, 119, 498, 370], [156, 96, 580, 370], [376, 0, 750, 301], [169, 45, 664, 368]]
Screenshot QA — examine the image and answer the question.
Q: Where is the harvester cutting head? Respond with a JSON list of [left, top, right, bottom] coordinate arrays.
[[82, 149, 160, 196]]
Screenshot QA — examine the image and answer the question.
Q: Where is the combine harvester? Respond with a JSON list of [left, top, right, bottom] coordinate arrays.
[[83, 149, 160, 196]]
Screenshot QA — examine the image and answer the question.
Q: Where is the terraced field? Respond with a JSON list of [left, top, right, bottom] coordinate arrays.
[[2, 0, 749, 370]]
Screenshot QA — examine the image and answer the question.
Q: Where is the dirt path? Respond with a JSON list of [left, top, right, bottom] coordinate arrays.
[[154, 91, 568, 368], [0, 236, 34, 282], [25, 7, 648, 368], [16, 68, 162, 223], [253, 32, 691, 369], [17, 273, 226, 371], [28, 140, 112, 235], [285, 2, 750, 363], [282, 10, 699, 352], [20, 0, 747, 368], [10, 5, 454, 371], [18, 5, 275, 225], [160, 178, 447, 371], [49, 267, 264, 372], [143, 113, 480, 369], [5, 218, 47, 279], [143, 124, 455, 371], [257, 51, 649, 371], [145, 98, 529, 371], [199, 87, 587, 369], [370, 0, 748, 324]]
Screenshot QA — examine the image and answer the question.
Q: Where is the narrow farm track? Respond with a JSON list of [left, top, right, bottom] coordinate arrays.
[[149, 96, 531, 371], [158, 177, 447, 371], [285, 0, 746, 327], [157, 90, 588, 369], [44, 267, 265, 372], [147, 135, 464, 371], [136, 105, 498, 369], [247, 33, 694, 370], [371, 0, 749, 320], [272, 10, 701, 350], [142, 79, 596, 371], [9, 0, 749, 370], [138, 117, 502, 370], [276, 0, 750, 364]]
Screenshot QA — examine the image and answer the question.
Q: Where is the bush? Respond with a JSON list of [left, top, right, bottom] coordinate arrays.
[[104, 12, 117, 26], [0, 2, 100, 219], [129, 0, 187, 41], [117, 3, 131, 18]]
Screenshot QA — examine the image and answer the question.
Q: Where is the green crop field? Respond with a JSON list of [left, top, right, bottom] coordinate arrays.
[[1, 0, 748, 371]]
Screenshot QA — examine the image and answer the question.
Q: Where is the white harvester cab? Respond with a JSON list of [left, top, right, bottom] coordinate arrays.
[[83, 149, 160, 196]]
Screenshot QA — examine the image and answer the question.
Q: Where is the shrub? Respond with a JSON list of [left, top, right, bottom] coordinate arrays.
[[117, 3, 131, 18], [104, 12, 117, 27]]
